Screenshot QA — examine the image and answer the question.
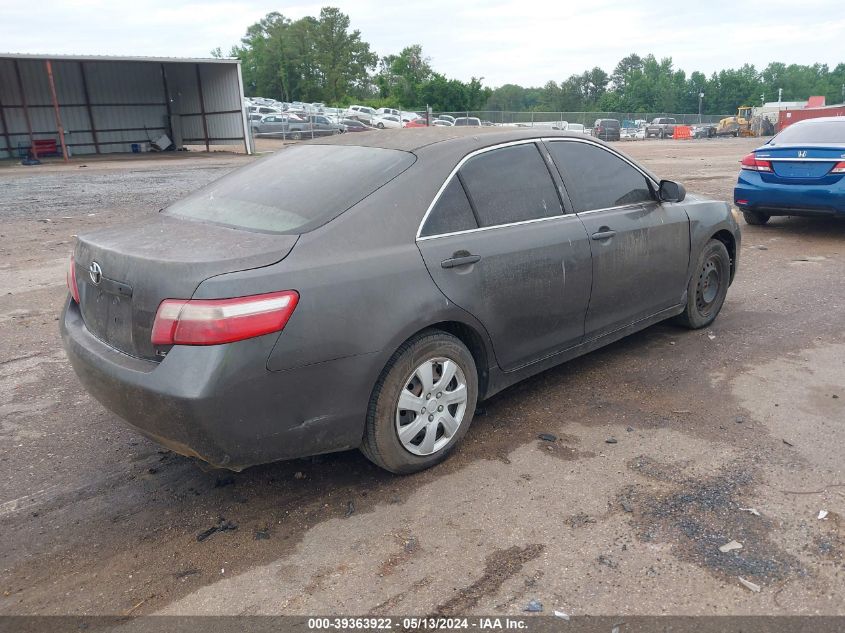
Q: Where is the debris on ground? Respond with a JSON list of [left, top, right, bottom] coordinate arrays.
[[783, 439, 794, 447], [818, 510, 829, 520], [553, 610, 570, 621], [719, 540, 743, 553], [345, 499, 356, 518], [621, 500, 634, 513], [214, 475, 235, 488], [735, 416, 745, 424], [197, 517, 238, 542], [738, 577, 761, 593], [739, 507, 761, 516], [606, 437, 618, 444], [174, 568, 201, 579], [626, 426, 634, 432], [294, 471, 306, 480], [538, 433, 557, 442], [254, 528, 270, 540], [708, 334, 716, 340], [598, 554, 619, 569], [523, 599, 543, 612]]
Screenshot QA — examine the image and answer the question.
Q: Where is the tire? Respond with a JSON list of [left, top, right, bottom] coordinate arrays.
[[290, 131, 302, 141], [377, 122, 385, 129], [360, 330, 478, 474], [676, 239, 731, 329], [742, 210, 770, 225], [659, 129, 665, 139]]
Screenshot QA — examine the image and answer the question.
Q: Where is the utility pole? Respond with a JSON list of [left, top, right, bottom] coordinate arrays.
[[778, 88, 782, 103], [698, 92, 704, 123]]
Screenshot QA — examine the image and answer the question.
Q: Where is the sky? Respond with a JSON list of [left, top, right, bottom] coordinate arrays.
[[1, 0, 843, 87]]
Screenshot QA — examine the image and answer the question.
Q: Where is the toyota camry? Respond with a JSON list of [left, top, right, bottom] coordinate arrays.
[[61, 128, 740, 474]]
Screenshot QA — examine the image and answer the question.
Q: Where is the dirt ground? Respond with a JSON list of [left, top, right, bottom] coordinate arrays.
[[0, 137, 843, 617]]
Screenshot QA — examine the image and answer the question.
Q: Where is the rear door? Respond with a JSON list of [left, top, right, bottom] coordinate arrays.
[[545, 139, 690, 339], [416, 141, 593, 371]]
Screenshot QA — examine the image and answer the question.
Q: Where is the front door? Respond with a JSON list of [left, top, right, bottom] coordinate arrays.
[[545, 139, 690, 339]]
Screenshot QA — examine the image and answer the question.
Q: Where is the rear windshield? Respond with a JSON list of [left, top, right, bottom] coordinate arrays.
[[771, 120, 845, 145], [599, 120, 620, 127], [165, 144, 414, 234]]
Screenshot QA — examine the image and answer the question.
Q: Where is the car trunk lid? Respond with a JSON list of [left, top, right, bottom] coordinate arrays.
[[74, 215, 298, 361], [756, 145, 843, 180]]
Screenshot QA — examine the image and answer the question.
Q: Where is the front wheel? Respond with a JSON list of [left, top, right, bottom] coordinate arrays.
[[377, 122, 385, 129], [361, 331, 478, 474], [742, 209, 770, 225], [676, 239, 731, 329]]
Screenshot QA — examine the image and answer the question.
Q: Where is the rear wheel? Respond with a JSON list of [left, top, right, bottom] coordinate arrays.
[[676, 239, 731, 329], [742, 209, 770, 225], [290, 131, 302, 141], [361, 331, 478, 474], [377, 122, 385, 129]]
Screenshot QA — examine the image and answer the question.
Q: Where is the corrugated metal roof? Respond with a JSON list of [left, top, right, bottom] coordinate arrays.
[[0, 53, 240, 65]]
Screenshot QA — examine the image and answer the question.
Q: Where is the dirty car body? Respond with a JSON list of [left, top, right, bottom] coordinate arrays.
[[61, 128, 740, 472]]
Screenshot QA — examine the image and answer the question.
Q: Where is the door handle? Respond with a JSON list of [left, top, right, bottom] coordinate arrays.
[[591, 228, 616, 240], [441, 254, 481, 269]]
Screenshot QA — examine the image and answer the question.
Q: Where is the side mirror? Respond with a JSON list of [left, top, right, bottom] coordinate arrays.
[[658, 179, 686, 203]]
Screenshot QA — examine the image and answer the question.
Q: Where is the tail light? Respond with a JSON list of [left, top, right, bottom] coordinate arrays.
[[66, 256, 80, 304], [151, 290, 299, 346], [831, 161, 845, 174], [740, 153, 772, 172]]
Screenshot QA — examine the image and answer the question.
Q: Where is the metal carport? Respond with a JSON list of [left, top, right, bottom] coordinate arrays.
[[0, 53, 252, 160]]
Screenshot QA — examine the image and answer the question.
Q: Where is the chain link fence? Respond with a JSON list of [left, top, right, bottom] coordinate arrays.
[[432, 111, 729, 126]]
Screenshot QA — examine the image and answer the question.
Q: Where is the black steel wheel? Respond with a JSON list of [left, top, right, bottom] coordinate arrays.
[[676, 239, 731, 329]]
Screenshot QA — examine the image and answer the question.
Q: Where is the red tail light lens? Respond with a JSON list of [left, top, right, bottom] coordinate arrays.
[[66, 256, 80, 304], [151, 290, 299, 346], [831, 161, 845, 174], [740, 153, 772, 172]]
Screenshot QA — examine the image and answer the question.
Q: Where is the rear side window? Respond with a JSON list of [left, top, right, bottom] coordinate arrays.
[[420, 178, 478, 237], [165, 145, 414, 234], [547, 141, 653, 212], [459, 143, 562, 227]]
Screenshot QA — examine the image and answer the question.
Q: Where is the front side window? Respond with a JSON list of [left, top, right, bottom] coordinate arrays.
[[459, 143, 562, 227], [547, 141, 653, 212]]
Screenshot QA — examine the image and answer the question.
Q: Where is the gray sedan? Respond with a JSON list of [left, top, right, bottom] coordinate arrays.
[[61, 129, 740, 474]]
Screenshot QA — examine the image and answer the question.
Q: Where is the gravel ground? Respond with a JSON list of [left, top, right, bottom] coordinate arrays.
[[0, 137, 843, 617]]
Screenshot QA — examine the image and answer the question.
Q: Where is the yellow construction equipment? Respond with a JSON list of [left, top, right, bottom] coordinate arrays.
[[716, 106, 774, 137]]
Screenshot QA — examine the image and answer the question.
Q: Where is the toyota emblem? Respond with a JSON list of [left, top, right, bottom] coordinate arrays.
[[89, 261, 103, 285]]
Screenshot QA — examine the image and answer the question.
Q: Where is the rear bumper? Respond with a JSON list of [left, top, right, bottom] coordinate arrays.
[[60, 298, 373, 470], [734, 172, 845, 216]]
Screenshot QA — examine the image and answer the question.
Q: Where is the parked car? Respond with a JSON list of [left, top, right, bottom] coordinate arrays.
[[437, 115, 456, 124], [377, 107, 401, 118], [374, 114, 402, 129], [734, 116, 845, 225], [564, 123, 587, 134], [251, 113, 340, 139], [691, 124, 717, 139], [433, 119, 453, 127], [62, 128, 740, 474], [341, 118, 374, 132], [346, 105, 377, 124], [454, 117, 482, 127], [250, 113, 304, 136], [593, 118, 621, 141], [405, 118, 429, 128], [645, 117, 677, 139]]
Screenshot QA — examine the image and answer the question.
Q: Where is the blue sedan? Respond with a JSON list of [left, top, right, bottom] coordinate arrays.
[[734, 117, 845, 225]]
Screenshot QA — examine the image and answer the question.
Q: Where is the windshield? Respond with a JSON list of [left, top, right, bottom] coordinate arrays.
[[770, 120, 845, 145], [165, 144, 415, 234]]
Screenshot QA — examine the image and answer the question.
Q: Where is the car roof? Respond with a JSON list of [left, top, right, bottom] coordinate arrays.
[[793, 116, 845, 124], [309, 126, 615, 154]]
